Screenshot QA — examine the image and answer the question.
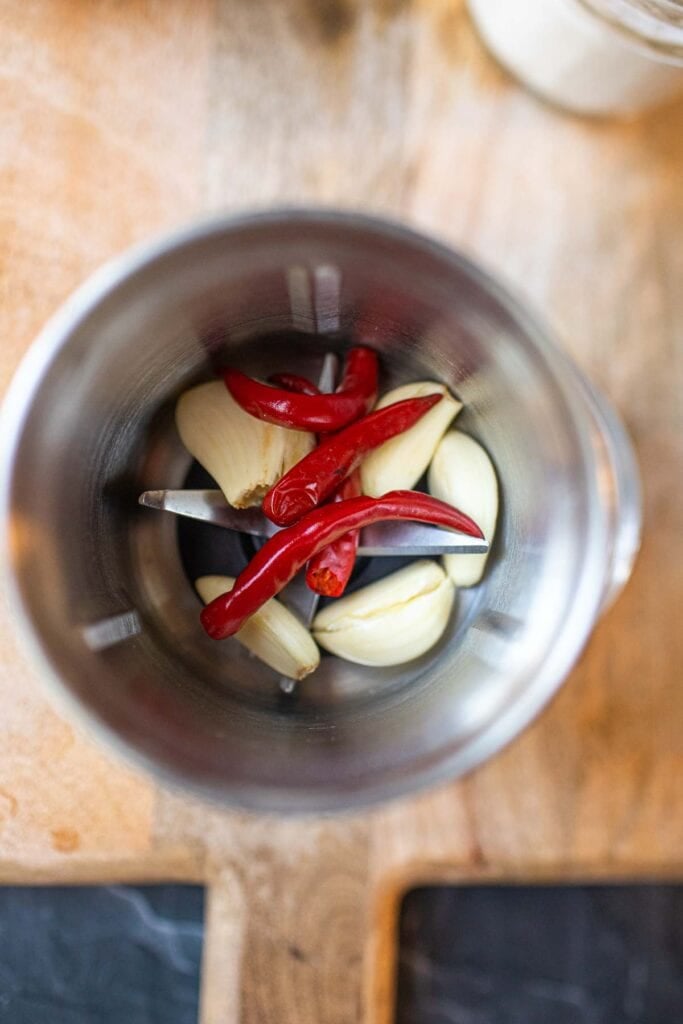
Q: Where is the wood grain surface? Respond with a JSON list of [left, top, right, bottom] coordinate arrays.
[[1, 2, 682, 1022]]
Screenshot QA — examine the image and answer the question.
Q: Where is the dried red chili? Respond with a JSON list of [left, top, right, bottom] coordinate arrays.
[[262, 393, 442, 527], [200, 491, 483, 640], [224, 346, 378, 432], [268, 373, 321, 396], [305, 470, 361, 597]]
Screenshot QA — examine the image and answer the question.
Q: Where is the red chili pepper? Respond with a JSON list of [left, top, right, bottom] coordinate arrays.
[[268, 373, 321, 396], [305, 470, 361, 597], [200, 491, 483, 639], [263, 393, 442, 527], [224, 346, 378, 432]]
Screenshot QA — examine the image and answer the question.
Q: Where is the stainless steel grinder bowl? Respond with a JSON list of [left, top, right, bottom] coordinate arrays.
[[0, 211, 641, 812]]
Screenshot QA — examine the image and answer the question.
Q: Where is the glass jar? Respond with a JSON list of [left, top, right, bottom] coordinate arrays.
[[467, 0, 683, 116]]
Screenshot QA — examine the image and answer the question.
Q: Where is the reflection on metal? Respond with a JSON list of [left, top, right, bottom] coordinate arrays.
[[474, 609, 524, 637], [287, 265, 342, 335], [318, 351, 338, 393], [82, 611, 141, 651], [286, 266, 315, 332], [137, 492, 489, 555], [314, 264, 341, 334]]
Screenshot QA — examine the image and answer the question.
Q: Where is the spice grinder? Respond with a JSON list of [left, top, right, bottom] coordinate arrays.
[[0, 211, 641, 812]]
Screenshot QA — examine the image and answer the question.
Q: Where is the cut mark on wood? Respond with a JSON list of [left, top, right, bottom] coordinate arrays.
[[296, 0, 357, 47], [51, 827, 81, 853]]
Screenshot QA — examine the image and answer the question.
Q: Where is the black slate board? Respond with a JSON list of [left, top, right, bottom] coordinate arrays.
[[0, 885, 203, 1024], [397, 885, 683, 1024]]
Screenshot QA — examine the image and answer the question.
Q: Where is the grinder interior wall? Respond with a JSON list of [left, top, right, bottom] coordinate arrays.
[[7, 219, 599, 808]]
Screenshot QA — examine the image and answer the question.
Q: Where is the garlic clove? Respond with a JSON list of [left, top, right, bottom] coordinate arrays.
[[176, 381, 314, 509], [360, 382, 462, 497], [312, 560, 455, 666], [428, 430, 498, 587], [196, 575, 320, 680]]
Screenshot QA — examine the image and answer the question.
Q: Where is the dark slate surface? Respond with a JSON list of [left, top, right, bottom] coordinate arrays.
[[397, 885, 683, 1024], [0, 885, 203, 1024], [1, 882, 681, 1023]]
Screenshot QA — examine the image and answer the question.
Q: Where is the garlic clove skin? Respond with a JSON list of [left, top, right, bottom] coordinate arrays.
[[312, 560, 455, 666], [196, 575, 320, 680], [360, 382, 462, 497], [428, 430, 498, 587], [176, 381, 314, 509]]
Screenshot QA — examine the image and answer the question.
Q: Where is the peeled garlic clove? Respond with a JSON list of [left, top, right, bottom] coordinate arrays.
[[428, 430, 498, 587], [176, 381, 314, 508], [360, 382, 462, 497], [312, 560, 454, 666], [282, 419, 315, 468], [196, 575, 320, 680]]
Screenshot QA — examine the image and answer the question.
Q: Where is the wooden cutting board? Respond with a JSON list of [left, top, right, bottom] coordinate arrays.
[[1, 2, 681, 1021]]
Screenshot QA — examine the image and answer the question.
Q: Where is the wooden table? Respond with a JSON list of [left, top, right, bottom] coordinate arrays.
[[1, 2, 682, 1021]]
